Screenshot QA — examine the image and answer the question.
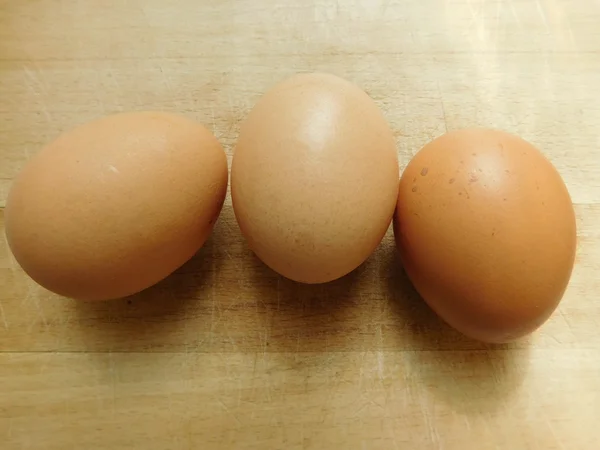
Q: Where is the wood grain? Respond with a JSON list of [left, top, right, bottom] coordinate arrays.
[[1, 0, 599, 448]]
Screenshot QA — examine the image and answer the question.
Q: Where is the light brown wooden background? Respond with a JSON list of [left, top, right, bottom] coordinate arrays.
[[1, 1, 599, 449]]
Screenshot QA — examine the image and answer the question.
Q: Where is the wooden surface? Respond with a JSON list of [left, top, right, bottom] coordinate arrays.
[[1, 1, 600, 448]]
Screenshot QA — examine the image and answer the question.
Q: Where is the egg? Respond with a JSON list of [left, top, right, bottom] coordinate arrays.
[[5, 111, 228, 300], [394, 128, 576, 343], [231, 73, 399, 283]]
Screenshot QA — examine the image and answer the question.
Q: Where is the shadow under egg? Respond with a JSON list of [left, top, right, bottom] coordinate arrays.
[[247, 249, 370, 353], [72, 215, 229, 354], [384, 247, 531, 415]]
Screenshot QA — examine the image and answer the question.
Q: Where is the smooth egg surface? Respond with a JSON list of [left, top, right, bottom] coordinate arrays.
[[232, 73, 399, 283], [5, 112, 228, 300], [394, 128, 576, 343]]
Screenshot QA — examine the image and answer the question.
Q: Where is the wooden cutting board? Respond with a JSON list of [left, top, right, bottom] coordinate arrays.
[[1, 1, 599, 449]]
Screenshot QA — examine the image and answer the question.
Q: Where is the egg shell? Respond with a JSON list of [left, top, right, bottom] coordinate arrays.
[[232, 73, 399, 283], [394, 128, 576, 343], [5, 111, 228, 300]]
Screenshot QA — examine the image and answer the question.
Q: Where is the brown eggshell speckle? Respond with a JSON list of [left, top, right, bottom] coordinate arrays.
[[394, 128, 576, 343], [232, 73, 399, 283], [5, 112, 228, 300]]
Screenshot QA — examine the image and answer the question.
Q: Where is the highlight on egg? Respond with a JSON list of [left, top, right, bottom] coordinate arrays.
[[5, 111, 228, 301], [231, 73, 400, 284], [394, 128, 577, 343]]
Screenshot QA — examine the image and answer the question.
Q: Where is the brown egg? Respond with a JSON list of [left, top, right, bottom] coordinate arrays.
[[232, 73, 399, 283], [394, 128, 576, 343], [5, 112, 228, 300]]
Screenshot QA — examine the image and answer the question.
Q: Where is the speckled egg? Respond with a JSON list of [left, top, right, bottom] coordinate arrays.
[[394, 128, 576, 342]]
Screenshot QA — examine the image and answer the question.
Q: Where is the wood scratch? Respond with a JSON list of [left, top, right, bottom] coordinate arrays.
[[205, 302, 236, 336], [419, 395, 439, 445], [24, 283, 48, 331], [223, 248, 240, 270], [437, 81, 448, 132], [566, 15, 576, 47], [23, 65, 52, 123], [209, 237, 218, 345], [535, 0, 550, 34], [559, 309, 575, 335], [109, 352, 117, 416], [276, 277, 281, 311], [2, 233, 15, 268], [495, 0, 502, 51], [377, 349, 385, 381], [218, 314, 237, 351], [6, 417, 13, 438], [227, 92, 234, 117], [508, 0, 522, 28], [544, 415, 565, 449], [218, 398, 242, 425], [463, 415, 472, 431], [388, 417, 401, 450], [261, 329, 269, 357], [209, 105, 222, 140], [466, 0, 479, 29], [256, 290, 267, 312], [380, 0, 392, 16], [139, 3, 151, 27], [351, 400, 369, 419], [547, 332, 562, 345], [97, 94, 107, 115], [0, 299, 8, 330]]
